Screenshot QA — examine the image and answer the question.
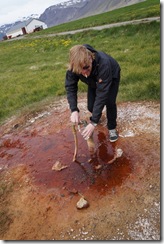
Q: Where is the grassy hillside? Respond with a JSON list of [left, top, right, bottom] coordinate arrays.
[[29, 0, 160, 36], [0, 0, 160, 123]]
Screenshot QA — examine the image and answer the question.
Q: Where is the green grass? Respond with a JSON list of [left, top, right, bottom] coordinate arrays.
[[0, 0, 160, 123], [28, 0, 160, 36]]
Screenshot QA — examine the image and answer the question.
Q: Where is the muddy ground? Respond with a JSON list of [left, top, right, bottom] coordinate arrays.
[[0, 95, 160, 240]]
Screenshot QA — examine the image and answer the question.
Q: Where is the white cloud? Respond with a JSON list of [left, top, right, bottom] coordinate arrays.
[[0, 0, 70, 26]]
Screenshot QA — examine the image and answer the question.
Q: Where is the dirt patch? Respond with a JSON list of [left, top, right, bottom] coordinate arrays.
[[0, 95, 160, 240]]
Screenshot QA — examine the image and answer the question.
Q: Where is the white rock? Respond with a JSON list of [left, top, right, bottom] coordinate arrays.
[[76, 197, 89, 209], [116, 148, 123, 158]]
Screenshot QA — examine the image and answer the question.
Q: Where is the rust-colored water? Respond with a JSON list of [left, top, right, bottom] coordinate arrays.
[[0, 125, 132, 196]]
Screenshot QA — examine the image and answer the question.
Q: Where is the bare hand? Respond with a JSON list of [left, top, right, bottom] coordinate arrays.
[[81, 123, 95, 140], [70, 111, 79, 124]]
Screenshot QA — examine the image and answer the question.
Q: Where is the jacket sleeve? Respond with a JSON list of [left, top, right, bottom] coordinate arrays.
[[65, 70, 80, 112], [91, 61, 113, 123]]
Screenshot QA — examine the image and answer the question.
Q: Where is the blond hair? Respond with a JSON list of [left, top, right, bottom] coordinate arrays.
[[68, 45, 94, 74]]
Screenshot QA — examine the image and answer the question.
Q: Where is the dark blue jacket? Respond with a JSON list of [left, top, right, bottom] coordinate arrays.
[[65, 44, 120, 123]]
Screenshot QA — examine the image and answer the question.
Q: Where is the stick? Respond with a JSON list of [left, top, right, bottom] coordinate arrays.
[[72, 124, 78, 162]]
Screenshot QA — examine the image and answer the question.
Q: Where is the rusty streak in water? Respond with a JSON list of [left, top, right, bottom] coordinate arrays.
[[0, 127, 132, 196]]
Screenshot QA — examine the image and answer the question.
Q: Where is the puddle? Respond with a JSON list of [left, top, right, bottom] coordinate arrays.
[[0, 100, 159, 197], [0, 125, 132, 196]]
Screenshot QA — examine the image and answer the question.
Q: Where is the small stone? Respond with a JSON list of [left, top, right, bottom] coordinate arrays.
[[52, 161, 68, 171], [95, 164, 102, 169], [13, 123, 19, 129], [116, 148, 123, 158], [76, 197, 89, 209]]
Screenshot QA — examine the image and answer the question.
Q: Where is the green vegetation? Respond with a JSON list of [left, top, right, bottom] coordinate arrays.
[[29, 0, 160, 36], [0, 0, 160, 123]]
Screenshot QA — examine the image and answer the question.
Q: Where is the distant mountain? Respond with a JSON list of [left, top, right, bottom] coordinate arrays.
[[39, 0, 145, 27]]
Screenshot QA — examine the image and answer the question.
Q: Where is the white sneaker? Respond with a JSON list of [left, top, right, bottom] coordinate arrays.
[[109, 129, 118, 142]]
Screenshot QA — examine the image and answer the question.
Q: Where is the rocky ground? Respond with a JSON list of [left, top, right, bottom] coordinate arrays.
[[0, 95, 160, 240]]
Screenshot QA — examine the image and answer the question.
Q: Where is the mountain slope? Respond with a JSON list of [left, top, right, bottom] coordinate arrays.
[[39, 0, 145, 27]]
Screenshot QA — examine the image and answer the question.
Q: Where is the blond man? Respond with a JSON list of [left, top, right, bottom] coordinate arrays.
[[65, 44, 121, 142]]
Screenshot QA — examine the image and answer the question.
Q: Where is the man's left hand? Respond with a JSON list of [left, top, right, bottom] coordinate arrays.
[[81, 123, 95, 140]]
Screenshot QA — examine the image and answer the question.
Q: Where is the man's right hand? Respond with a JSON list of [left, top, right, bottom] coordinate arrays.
[[70, 111, 80, 124]]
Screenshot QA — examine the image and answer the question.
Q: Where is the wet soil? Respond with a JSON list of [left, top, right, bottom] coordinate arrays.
[[0, 95, 160, 240]]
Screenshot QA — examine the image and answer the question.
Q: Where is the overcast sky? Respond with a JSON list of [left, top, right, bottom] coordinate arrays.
[[0, 0, 70, 26]]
